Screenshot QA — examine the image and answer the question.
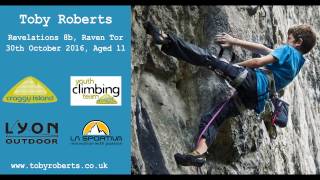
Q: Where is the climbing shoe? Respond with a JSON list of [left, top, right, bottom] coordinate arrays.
[[143, 21, 169, 45], [174, 150, 207, 167]]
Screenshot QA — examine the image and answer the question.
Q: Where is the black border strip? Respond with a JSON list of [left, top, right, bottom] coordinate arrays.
[[1, 0, 320, 5]]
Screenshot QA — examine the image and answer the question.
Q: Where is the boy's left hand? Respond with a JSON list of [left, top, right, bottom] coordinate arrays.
[[215, 33, 235, 48]]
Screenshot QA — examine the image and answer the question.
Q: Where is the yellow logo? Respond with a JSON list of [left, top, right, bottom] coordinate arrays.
[[82, 120, 110, 136], [96, 94, 118, 104], [2, 76, 58, 104]]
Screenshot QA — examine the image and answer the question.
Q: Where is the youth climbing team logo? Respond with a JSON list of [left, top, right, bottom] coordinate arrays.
[[2, 76, 58, 104], [70, 76, 121, 106]]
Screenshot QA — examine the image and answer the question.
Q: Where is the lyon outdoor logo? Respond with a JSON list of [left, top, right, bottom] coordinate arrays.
[[2, 76, 58, 104], [70, 120, 122, 146], [70, 76, 121, 106], [5, 120, 59, 145]]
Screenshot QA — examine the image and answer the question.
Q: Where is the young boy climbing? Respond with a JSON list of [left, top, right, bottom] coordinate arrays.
[[143, 21, 316, 167]]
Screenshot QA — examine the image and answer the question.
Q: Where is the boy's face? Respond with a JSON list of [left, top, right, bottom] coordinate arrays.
[[287, 33, 302, 48]]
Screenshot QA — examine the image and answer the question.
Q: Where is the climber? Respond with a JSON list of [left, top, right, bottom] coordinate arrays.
[[143, 21, 317, 167]]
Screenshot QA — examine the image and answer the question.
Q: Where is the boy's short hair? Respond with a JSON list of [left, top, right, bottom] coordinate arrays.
[[288, 24, 317, 54]]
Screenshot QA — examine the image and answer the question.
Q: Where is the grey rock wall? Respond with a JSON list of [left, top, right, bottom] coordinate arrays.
[[131, 5, 320, 174]]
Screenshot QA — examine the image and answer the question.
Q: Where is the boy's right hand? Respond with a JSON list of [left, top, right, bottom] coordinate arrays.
[[215, 33, 235, 48]]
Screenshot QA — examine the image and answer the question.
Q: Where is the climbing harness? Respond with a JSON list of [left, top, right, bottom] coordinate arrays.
[[263, 69, 289, 128], [259, 69, 289, 139], [267, 73, 289, 128]]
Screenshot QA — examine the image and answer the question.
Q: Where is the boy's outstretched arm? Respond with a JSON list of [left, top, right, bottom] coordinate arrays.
[[215, 33, 273, 55], [236, 55, 276, 68]]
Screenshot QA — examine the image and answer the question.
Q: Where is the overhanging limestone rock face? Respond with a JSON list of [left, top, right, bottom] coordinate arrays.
[[132, 6, 320, 174]]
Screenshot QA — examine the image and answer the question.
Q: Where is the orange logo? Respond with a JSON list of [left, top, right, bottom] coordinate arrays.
[[82, 120, 109, 136]]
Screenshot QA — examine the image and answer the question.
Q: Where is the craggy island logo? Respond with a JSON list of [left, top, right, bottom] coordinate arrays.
[[2, 76, 57, 104]]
